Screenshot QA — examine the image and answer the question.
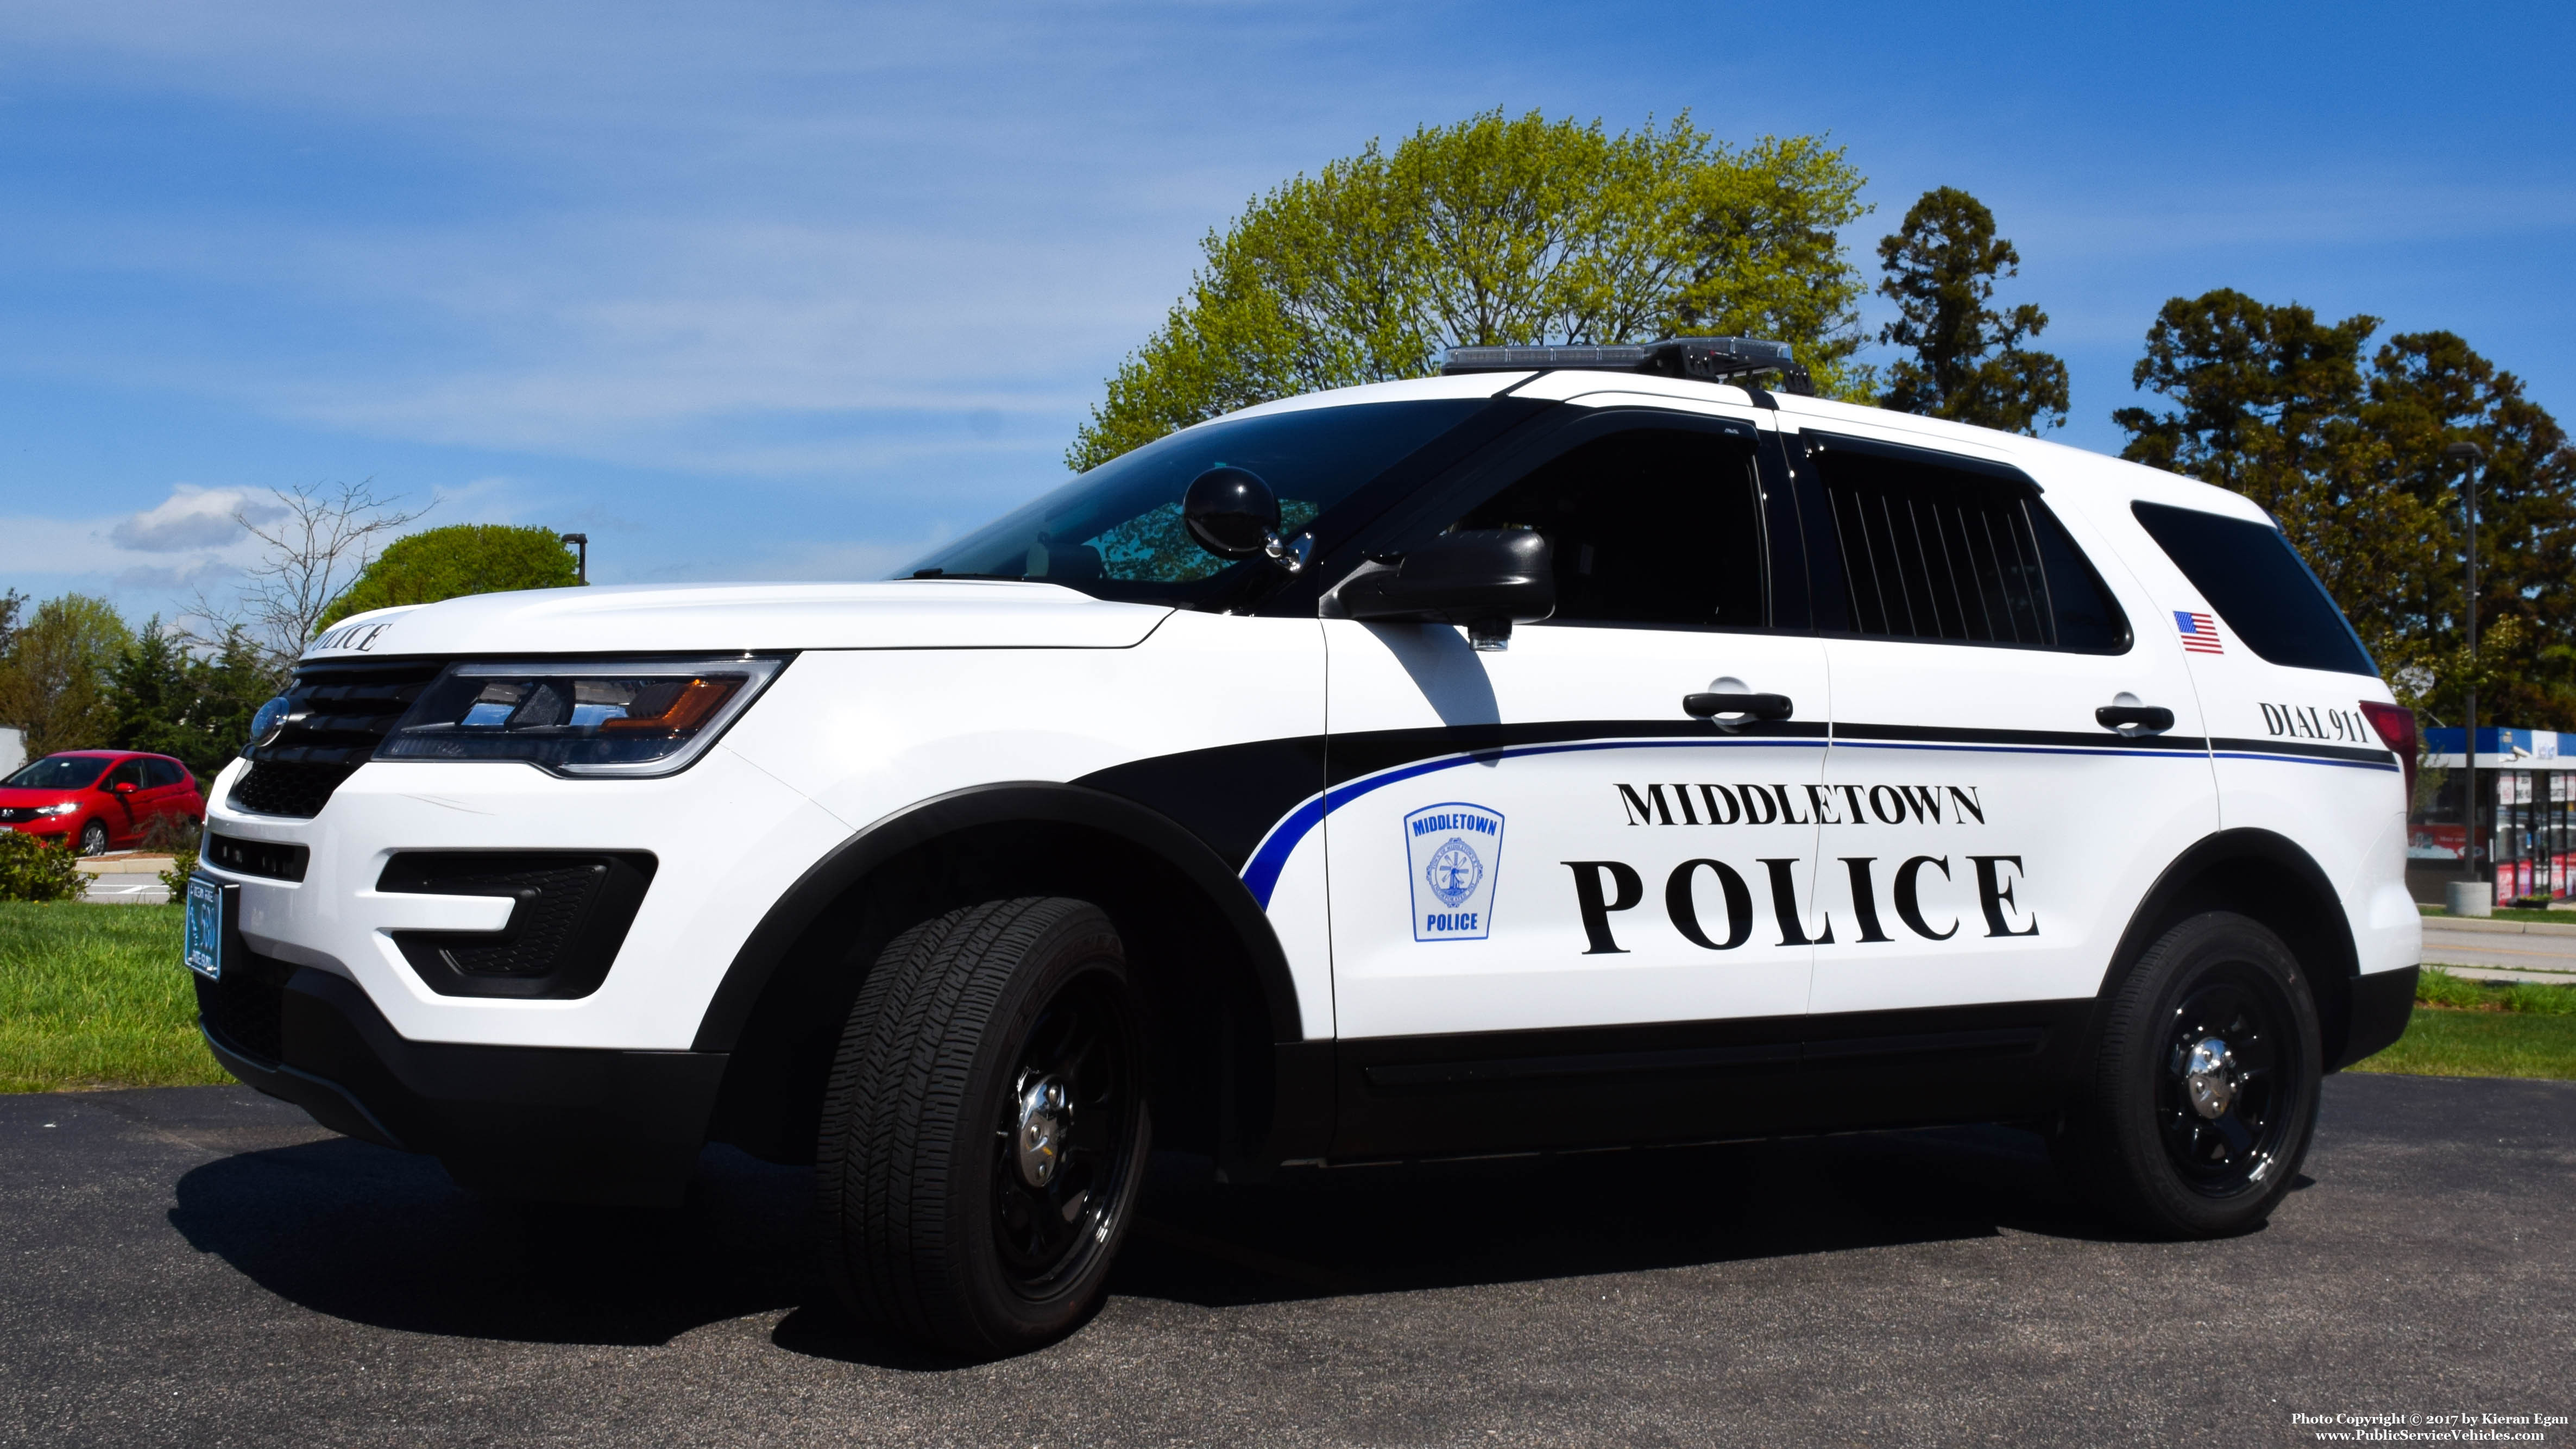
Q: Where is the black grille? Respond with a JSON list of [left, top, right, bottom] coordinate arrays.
[[229, 659, 447, 818], [379, 851, 656, 1000], [195, 948, 298, 1065], [203, 833, 310, 882]]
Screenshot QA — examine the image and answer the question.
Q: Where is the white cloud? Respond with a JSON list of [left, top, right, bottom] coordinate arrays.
[[107, 485, 281, 552]]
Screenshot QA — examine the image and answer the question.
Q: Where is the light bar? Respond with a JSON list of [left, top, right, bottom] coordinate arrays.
[[1440, 335, 1813, 395]]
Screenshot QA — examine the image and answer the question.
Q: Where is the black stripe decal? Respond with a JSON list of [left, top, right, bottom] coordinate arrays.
[[1835, 721, 2208, 752], [2207, 736, 2396, 766]]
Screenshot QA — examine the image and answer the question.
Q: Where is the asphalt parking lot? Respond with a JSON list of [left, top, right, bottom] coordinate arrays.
[[4, 1074, 2570, 1448]]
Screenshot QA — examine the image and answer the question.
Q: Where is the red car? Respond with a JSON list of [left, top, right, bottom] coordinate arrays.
[[0, 751, 206, 855]]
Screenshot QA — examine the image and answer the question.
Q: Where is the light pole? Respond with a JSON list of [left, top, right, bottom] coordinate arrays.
[[561, 532, 589, 584], [2445, 440, 2485, 887]]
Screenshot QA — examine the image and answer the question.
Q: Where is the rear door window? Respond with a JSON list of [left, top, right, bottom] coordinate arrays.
[[2130, 501, 2375, 676], [1807, 434, 2128, 652]]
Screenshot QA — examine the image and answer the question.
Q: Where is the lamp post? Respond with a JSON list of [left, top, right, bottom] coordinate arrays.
[[560, 532, 589, 584], [2445, 440, 2485, 886]]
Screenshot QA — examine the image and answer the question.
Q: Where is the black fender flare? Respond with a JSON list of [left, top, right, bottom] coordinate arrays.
[[689, 780, 1306, 1053], [2094, 826, 2362, 1057]]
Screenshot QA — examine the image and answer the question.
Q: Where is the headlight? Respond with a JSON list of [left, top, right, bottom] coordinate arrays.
[[375, 656, 788, 778], [36, 802, 79, 816]]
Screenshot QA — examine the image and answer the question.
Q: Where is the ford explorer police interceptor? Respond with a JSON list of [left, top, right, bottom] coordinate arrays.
[[186, 337, 2421, 1356]]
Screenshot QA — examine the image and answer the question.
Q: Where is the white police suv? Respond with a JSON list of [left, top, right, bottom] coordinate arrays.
[[187, 338, 2421, 1355]]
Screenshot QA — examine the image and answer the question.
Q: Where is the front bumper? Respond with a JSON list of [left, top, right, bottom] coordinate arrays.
[[198, 949, 726, 1206]]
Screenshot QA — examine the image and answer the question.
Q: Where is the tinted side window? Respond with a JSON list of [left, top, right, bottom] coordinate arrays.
[[1450, 427, 1766, 629], [106, 759, 146, 789], [2131, 501, 2374, 676], [1811, 438, 2128, 652], [144, 759, 184, 789]]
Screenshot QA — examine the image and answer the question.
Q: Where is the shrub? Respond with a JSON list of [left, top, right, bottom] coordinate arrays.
[[2501, 981, 2576, 1016], [138, 812, 200, 855], [2416, 966, 2487, 1009], [0, 830, 84, 903], [158, 849, 198, 898]]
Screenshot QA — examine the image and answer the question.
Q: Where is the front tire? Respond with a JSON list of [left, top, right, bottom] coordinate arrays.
[[815, 897, 1150, 1356], [2057, 911, 2322, 1238], [79, 820, 110, 855]]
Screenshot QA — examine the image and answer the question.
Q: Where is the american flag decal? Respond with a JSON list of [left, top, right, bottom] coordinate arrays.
[[2174, 610, 2223, 654]]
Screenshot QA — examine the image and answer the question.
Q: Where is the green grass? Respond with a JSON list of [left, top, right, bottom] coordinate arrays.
[[2348, 1010, 2576, 1080], [2, 900, 2568, 1092], [0, 902, 228, 1092], [2345, 966, 2576, 1080]]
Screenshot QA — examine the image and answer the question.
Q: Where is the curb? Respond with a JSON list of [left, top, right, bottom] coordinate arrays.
[[2420, 915, 2576, 938]]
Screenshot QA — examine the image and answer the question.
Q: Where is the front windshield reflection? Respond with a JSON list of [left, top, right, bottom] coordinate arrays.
[[904, 399, 1484, 606]]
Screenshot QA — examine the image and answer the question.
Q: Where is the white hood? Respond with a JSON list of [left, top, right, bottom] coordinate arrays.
[[301, 580, 1173, 661]]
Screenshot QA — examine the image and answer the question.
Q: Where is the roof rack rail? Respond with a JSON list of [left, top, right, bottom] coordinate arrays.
[[1439, 336, 1814, 395]]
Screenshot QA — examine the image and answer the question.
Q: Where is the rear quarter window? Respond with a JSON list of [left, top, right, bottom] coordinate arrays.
[[2130, 501, 2375, 676]]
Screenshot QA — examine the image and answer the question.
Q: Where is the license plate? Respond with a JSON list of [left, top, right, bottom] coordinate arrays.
[[184, 875, 226, 980]]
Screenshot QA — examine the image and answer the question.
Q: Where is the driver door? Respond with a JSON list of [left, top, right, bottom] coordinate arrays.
[[1320, 406, 1832, 1155]]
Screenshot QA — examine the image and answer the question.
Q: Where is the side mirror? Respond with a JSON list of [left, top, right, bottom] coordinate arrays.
[[1183, 467, 1305, 574], [112, 780, 138, 795], [1332, 529, 1555, 651]]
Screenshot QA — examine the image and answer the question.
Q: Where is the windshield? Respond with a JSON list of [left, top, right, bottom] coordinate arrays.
[[904, 399, 1487, 605], [4, 755, 110, 790]]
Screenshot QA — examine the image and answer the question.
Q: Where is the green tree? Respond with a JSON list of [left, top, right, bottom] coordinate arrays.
[[2358, 331, 2576, 726], [2114, 290, 2576, 727], [1874, 187, 2070, 433], [0, 594, 130, 758], [106, 621, 272, 778], [314, 523, 583, 633], [1069, 111, 1873, 471]]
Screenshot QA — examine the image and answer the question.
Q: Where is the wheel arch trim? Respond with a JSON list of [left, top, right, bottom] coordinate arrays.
[[2098, 826, 2364, 1060], [689, 779, 1306, 1053]]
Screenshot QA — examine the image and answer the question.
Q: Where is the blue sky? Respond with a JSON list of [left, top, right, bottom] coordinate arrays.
[[4, 1, 2570, 627]]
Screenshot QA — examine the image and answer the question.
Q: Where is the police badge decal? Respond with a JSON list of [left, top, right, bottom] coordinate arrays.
[[1403, 802, 1504, 942]]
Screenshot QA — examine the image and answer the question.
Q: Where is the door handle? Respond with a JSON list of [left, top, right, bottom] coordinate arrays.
[[1685, 691, 1794, 722], [2096, 703, 2175, 733]]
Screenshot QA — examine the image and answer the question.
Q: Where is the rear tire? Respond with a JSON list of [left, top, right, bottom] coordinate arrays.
[[2056, 911, 2322, 1238], [815, 897, 1149, 1357]]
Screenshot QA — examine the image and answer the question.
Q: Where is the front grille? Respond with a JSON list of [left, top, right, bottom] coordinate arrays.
[[195, 948, 298, 1064], [379, 851, 656, 999], [228, 659, 447, 819], [228, 764, 354, 818], [1, 808, 46, 823], [203, 833, 310, 883]]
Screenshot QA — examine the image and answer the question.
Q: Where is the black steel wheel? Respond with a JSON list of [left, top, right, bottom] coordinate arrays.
[[2154, 974, 2299, 1194], [2056, 911, 2321, 1237], [815, 897, 1149, 1356], [987, 969, 1139, 1297]]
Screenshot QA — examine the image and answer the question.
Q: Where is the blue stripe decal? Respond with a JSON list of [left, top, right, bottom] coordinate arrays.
[[1239, 736, 1820, 908], [1235, 734, 2392, 909]]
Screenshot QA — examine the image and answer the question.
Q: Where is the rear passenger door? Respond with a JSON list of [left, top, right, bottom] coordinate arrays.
[[141, 758, 192, 830], [1796, 426, 2219, 1025]]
